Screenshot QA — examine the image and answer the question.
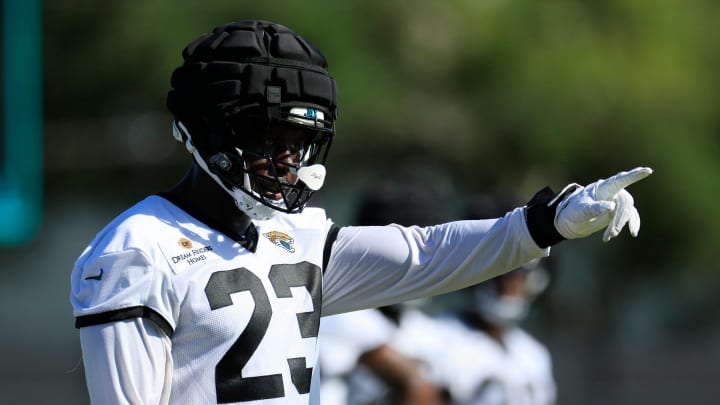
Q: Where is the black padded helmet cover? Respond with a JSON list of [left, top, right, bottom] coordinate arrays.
[[167, 20, 338, 154]]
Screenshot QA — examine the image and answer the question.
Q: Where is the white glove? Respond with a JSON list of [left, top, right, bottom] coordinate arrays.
[[552, 167, 653, 242]]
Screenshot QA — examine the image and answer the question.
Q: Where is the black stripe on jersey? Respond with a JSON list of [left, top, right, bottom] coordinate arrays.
[[75, 306, 174, 337], [322, 225, 341, 273]]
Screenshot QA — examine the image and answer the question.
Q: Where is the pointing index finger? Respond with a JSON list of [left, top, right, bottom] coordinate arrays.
[[596, 167, 653, 200]]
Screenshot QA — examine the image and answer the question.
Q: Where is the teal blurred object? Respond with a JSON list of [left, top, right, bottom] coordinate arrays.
[[0, 0, 43, 245]]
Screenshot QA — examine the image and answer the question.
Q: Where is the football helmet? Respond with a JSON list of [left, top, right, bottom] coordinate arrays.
[[167, 20, 338, 219], [472, 259, 550, 327]]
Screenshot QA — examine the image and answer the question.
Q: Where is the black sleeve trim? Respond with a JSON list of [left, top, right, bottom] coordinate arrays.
[[75, 306, 174, 338], [322, 225, 342, 274], [525, 186, 566, 248]]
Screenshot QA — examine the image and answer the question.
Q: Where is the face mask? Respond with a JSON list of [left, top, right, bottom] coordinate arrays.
[[473, 287, 530, 327], [193, 145, 283, 221], [173, 116, 329, 221]]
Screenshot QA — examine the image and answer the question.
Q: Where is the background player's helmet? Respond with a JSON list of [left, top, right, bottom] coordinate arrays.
[[472, 259, 550, 327], [355, 173, 455, 318], [167, 20, 338, 219]]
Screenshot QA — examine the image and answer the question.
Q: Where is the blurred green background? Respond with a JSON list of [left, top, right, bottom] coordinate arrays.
[[2, 0, 719, 403]]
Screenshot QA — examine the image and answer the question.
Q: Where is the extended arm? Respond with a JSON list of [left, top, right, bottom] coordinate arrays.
[[323, 206, 546, 315], [322, 167, 652, 315]]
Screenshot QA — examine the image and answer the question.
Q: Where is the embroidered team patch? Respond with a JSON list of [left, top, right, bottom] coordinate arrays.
[[263, 231, 295, 253], [157, 236, 215, 273]]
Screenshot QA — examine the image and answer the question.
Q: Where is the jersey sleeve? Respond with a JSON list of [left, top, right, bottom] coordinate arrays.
[[79, 318, 172, 404], [322, 206, 548, 315], [71, 247, 176, 337]]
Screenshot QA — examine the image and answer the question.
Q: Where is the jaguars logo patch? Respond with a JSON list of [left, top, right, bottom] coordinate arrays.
[[263, 231, 295, 253]]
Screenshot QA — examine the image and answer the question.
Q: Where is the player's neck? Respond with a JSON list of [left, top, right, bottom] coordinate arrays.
[[163, 164, 254, 241]]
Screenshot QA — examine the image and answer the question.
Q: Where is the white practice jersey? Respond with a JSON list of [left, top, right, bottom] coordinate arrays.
[[346, 310, 556, 405], [422, 315, 557, 405], [318, 309, 397, 405], [71, 195, 548, 404]]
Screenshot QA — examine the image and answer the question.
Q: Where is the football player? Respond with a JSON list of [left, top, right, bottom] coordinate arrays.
[[338, 191, 553, 405], [436, 260, 557, 405], [319, 176, 451, 405], [70, 20, 652, 405], [319, 308, 445, 405], [352, 261, 556, 405]]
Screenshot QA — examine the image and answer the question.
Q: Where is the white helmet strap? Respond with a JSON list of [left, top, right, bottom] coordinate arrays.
[[173, 120, 281, 221]]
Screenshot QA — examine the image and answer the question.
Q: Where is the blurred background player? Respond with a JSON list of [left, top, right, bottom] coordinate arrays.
[[322, 187, 557, 405], [319, 172, 452, 405], [429, 259, 556, 405], [319, 306, 444, 405], [386, 195, 557, 405], [340, 264, 556, 405]]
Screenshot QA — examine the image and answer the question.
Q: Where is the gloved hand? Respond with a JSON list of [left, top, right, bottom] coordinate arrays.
[[552, 167, 653, 242]]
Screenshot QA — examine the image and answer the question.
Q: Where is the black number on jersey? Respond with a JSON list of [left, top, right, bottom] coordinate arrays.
[[204, 262, 322, 403]]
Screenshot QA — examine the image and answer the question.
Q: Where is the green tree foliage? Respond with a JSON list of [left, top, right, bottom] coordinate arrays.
[[44, 0, 720, 278]]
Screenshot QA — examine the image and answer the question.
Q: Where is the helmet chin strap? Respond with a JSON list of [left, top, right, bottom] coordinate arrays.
[[173, 120, 281, 221], [195, 148, 280, 221]]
